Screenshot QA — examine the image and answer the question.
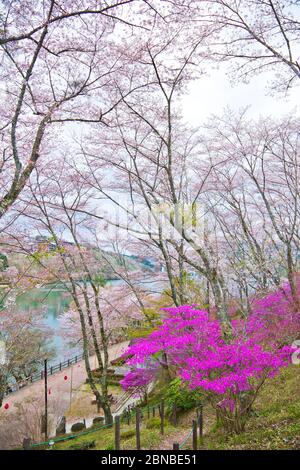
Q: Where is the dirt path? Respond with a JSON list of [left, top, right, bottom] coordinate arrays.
[[2, 341, 129, 437], [150, 427, 193, 451], [150, 407, 214, 451]]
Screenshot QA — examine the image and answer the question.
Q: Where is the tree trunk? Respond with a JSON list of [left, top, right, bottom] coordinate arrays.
[[0, 385, 4, 409], [209, 272, 232, 337], [287, 244, 299, 310], [102, 401, 113, 426]]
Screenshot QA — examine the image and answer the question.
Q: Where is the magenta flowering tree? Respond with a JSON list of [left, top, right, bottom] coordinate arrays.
[[120, 367, 157, 403], [121, 297, 296, 433], [248, 278, 300, 347]]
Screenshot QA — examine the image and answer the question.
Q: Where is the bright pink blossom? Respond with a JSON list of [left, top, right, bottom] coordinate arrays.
[[122, 284, 298, 402]]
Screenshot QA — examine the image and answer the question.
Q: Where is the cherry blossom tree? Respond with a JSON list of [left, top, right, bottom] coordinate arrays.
[[200, 110, 300, 310], [3, 156, 164, 424], [0, 304, 53, 408], [0, 0, 193, 220], [60, 282, 147, 352], [66, 23, 234, 329], [194, 0, 300, 92]]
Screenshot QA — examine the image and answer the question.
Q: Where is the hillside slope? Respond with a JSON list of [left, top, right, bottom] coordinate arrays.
[[38, 365, 300, 451], [202, 365, 300, 450]]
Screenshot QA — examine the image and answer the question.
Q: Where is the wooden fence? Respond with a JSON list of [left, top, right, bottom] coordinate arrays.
[[24, 402, 204, 450], [115, 402, 204, 450]]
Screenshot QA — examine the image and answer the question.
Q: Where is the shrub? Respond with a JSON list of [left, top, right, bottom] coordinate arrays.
[[105, 443, 115, 450], [69, 439, 95, 450], [164, 377, 201, 414], [146, 417, 161, 429], [122, 295, 296, 434], [70, 422, 86, 433], [92, 417, 104, 426], [121, 429, 136, 439]]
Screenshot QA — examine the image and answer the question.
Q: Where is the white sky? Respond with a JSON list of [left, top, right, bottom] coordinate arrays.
[[182, 65, 299, 125]]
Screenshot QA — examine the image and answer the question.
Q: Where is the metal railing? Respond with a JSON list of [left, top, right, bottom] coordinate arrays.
[[4, 352, 85, 396]]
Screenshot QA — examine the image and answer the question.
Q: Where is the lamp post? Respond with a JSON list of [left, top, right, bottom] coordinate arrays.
[[69, 364, 74, 411], [44, 359, 48, 440]]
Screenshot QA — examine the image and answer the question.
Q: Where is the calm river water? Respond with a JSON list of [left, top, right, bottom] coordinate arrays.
[[16, 280, 123, 366]]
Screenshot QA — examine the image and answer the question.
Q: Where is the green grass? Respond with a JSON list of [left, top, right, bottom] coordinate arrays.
[[50, 420, 177, 451], [199, 365, 300, 450], [65, 383, 123, 420], [36, 365, 300, 450]]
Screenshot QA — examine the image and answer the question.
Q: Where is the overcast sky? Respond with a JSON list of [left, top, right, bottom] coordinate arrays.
[[182, 64, 299, 126]]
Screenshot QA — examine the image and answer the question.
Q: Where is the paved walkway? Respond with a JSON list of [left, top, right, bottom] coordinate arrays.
[[2, 341, 129, 438]]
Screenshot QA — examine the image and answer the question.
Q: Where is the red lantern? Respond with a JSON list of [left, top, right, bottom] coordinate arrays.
[[64, 375, 68, 381], [48, 388, 51, 395], [4, 403, 9, 410]]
